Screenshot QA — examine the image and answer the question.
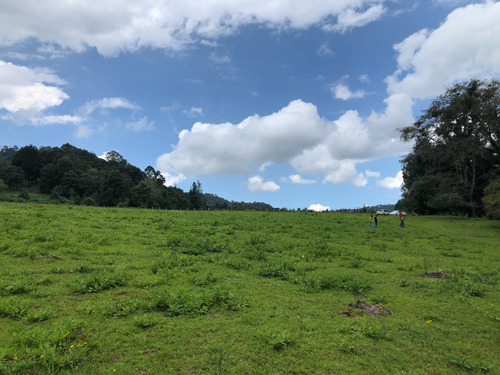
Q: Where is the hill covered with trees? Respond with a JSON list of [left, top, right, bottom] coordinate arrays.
[[0, 144, 275, 211]]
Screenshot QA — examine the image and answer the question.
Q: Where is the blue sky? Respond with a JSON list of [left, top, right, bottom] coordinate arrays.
[[1, 1, 499, 210]]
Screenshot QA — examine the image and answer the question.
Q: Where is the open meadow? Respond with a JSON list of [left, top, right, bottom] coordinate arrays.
[[0, 202, 499, 374]]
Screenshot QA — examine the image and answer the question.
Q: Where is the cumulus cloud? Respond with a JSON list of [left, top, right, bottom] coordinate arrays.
[[0, 60, 68, 114], [332, 83, 365, 100], [157, 96, 411, 186], [308, 204, 330, 212], [161, 172, 187, 187], [289, 174, 316, 184], [157, 99, 328, 175], [377, 171, 403, 189], [0, 1, 388, 56], [387, 1, 500, 99], [353, 169, 380, 187], [247, 175, 280, 192]]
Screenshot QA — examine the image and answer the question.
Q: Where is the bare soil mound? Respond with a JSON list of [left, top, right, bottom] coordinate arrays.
[[338, 301, 392, 317]]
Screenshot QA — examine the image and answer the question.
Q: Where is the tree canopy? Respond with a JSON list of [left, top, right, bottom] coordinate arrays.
[[400, 79, 500, 216], [0, 144, 277, 211]]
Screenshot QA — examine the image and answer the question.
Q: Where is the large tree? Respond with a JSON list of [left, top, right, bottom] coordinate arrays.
[[400, 79, 500, 216], [12, 145, 42, 183]]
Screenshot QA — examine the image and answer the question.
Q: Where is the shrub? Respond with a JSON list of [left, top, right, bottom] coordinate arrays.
[[0, 276, 34, 296], [70, 273, 127, 294]]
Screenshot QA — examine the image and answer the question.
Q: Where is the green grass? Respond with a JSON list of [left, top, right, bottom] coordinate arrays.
[[0, 202, 499, 374]]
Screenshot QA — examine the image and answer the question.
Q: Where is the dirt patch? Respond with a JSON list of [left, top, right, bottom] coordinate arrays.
[[420, 271, 448, 279], [338, 301, 392, 317]]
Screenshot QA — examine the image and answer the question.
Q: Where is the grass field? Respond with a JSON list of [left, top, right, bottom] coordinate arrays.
[[0, 202, 499, 374]]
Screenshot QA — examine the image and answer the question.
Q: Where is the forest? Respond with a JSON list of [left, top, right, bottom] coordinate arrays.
[[0, 144, 273, 211]]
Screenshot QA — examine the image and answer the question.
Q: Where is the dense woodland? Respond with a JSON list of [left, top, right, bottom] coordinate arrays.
[[398, 79, 500, 218], [0, 144, 274, 211]]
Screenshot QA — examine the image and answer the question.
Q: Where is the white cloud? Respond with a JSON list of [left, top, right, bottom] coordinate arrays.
[[324, 4, 386, 33], [0, 1, 388, 56], [258, 162, 272, 172], [81, 97, 139, 115], [353, 169, 380, 187], [125, 117, 154, 131], [247, 175, 280, 192], [353, 173, 368, 187], [387, 1, 500, 99], [365, 169, 380, 178], [31, 115, 83, 126], [332, 83, 365, 100], [157, 99, 327, 175], [161, 172, 187, 187], [377, 170, 403, 189], [308, 203, 330, 212], [75, 125, 94, 139], [289, 174, 315, 184], [317, 43, 335, 57], [209, 53, 231, 64], [0, 60, 68, 114], [183, 107, 204, 117], [358, 74, 370, 83]]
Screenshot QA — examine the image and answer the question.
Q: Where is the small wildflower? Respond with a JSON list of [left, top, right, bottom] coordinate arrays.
[[426, 320, 432, 323], [13, 356, 18, 361], [40, 355, 44, 359], [301, 255, 305, 259], [70, 344, 75, 348]]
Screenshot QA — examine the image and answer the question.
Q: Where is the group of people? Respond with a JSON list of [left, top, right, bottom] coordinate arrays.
[[369, 211, 406, 228]]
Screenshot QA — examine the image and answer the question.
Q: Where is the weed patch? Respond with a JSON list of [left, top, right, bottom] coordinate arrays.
[[69, 272, 127, 294]]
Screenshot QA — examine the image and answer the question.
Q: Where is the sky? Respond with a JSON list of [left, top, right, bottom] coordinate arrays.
[[1, 1, 499, 211]]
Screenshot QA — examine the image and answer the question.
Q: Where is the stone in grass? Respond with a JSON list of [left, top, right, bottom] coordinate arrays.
[[338, 300, 392, 317]]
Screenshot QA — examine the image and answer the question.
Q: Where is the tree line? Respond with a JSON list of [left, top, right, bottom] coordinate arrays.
[[0, 144, 277, 211], [398, 79, 500, 219]]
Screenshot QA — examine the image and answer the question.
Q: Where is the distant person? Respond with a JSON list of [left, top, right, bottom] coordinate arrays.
[[369, 214, 373, 228], [374, 215, 378, 227], [399, 211, 405, 228]]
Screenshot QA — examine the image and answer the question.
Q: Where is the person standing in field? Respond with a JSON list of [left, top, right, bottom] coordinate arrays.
[[369, 214, 374, 228], [399, 211, 405, 228], [374, 215, 378, 227]]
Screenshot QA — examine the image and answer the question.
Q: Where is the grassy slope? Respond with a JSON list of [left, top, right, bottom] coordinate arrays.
[[0, 202, 499, 374]]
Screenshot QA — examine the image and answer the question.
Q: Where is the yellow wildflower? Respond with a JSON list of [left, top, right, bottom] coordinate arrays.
[[40, 355, 44, 358], [70, 344, 75, 348], [13, 356, 18, 361], [426, 320, 432, 323]]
